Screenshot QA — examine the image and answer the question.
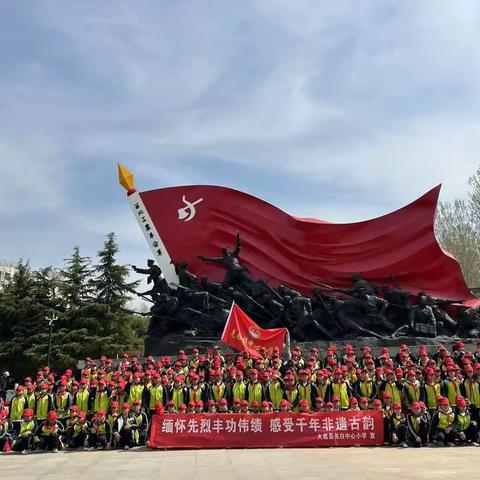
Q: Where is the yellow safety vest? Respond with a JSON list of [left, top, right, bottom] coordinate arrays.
[[92, 421, 108, 436], [314, 384, 328, 401], [55, 393, 69, 418], [359, 382, 373, 399], [212, 383, 226, 402], [384, 383, 401, 404], [463, 380, 480, 407], [437, 410, 455, 430], [286, 389, 299, 412], [41, 424, 56, 436], [456, 412, 471, 431], [36, 395, 50, 420], [76, 389, 90, 413], [247, 383, 263, 406], [232, 383, 246, 402], [332, 382, 350, 409], [128, 385, 144, 406], [445, 380, 461, 406], [188, 387, 203, 403], [268, 382, 283, 410], [27, 394, 36, 410], [298, 384, 312, 402], [10, 396, 25, 421], [93, 392, 109, 413], [74, 422, 87, 435], [392, 413, 405, 430], [149, 385, 165, 410], [406, 383, 421, 404], [20, 420, 35, 436], [424, 383, 440, 410], [171, 388, 184, 409]]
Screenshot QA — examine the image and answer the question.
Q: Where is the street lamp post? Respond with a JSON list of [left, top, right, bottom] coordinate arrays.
[[45, 310, 58, 368]]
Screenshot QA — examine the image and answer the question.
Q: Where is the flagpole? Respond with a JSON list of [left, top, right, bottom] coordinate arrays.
[[220, 300, 235, 343], [284, 329, 291, 360]]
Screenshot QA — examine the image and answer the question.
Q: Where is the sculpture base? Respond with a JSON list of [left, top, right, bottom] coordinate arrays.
[[145, 332, 477, 356]]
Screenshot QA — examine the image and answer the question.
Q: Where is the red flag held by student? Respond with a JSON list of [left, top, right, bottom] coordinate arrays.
[[221, 302, 287, 358]]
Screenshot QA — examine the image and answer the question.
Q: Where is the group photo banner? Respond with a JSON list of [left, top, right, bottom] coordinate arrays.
[[150, 411, 384, 449]]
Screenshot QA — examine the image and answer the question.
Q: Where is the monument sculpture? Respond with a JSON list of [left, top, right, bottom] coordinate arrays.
[[118, 164, 480, 352]]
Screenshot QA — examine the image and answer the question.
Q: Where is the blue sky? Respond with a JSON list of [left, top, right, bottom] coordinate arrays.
[[1, 1, 480, 273]]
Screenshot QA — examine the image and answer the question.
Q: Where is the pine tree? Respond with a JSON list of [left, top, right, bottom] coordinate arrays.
[[3, 259, 34, 298], [0, 234, 148, 377], [60, 246, 93, 308], [32, 267, 62, 307], [91, 233, 139, 311]]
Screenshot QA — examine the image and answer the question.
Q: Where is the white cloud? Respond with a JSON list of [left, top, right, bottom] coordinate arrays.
[[0, 136, 67, 216], [2, 0, 480, 267]]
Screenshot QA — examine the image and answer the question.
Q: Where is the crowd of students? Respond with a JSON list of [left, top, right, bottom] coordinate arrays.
[[1, 340, 480, 453]]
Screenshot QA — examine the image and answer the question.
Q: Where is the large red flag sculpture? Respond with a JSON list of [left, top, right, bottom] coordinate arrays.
[[221, 302, 287, 358], [118, 164, 479, 308]]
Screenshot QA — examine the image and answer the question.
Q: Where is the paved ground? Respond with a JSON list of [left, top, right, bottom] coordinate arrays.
[[1, 446, 479, 480]]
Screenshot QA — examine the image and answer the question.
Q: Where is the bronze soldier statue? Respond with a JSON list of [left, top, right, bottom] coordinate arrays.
[[197, 233, 252, 289], [409, 292, 437, 337], [132, 259, 169, 297]]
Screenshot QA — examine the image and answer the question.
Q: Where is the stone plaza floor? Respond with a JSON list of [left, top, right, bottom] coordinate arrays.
[[0, 446, 479, 480]]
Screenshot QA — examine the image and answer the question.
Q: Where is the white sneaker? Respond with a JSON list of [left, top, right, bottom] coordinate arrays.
[[123, 446, 130, 450], [52, 449, 59, 453], [21, 450, 29, 455], [471, 442, 479, 447]]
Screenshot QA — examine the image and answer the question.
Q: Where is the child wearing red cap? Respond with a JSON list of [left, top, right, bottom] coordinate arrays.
[[358, 397, 369, 411], [209, 370, 227, 405], [247, 369, 264, 407], [406, 402, 429, 447], [453, 396, 479, 446], [73, 379, 90, 415], [461, 365, 480, 422], [169, 375, 188, 411], [194, 400, 204, 414], [9, 385, 27, 437], [240, 400, 250, 414], [431, 397, 457, 446], [389, 402, 408, 447], [313, 397, 324, 413], [35, 384, 54, 423], [33, 411, 61, 452], [354, 370, 377, 404], [113, 403, 135, 450], [11, 408, 36, 453], [187, 401, 196, 414], [88, 410, 111, 450], [403, 370, 424, 410], [443, 367, 461, 408], [265, 372, 284, 411], [0, 411, 11, 453], [54, 381, 72, 426], [231, 399, 241, 413], [279, 399, 291, 413], [298, 399, 310, 413], [131, 400, 149, 446], [283, 375, 299, 411], [66, 412, 89, 450], [327, 368, 352, 410]]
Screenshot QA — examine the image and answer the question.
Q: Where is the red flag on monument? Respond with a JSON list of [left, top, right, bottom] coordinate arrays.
[[221, 302, 287, 358]]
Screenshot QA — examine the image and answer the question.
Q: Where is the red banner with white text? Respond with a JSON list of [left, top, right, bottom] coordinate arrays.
[[149, 411, 384, 449]]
